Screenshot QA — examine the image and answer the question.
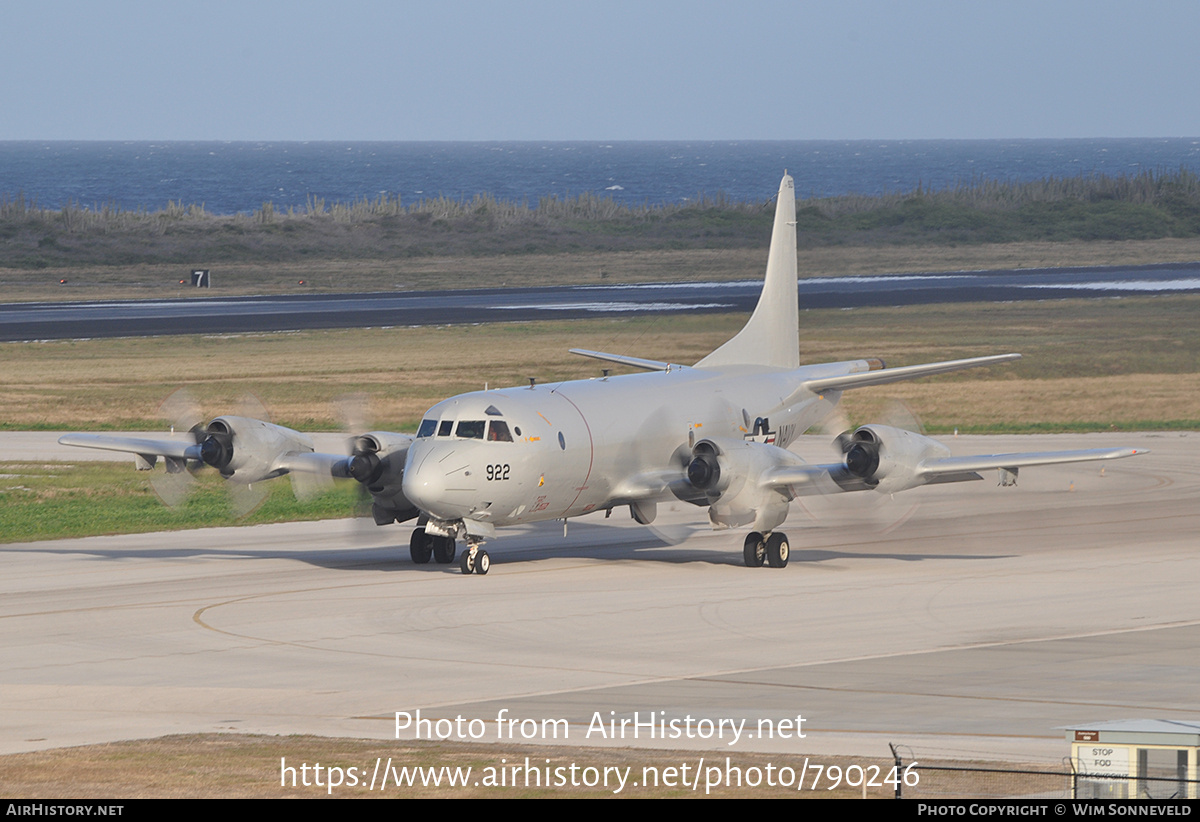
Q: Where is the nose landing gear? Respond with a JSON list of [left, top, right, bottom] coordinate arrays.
[[460, 543, 490, 575]]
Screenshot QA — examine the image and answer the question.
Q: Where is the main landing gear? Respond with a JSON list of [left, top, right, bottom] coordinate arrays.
[[411, 526, 490, 574], [410, 528, 457, 565], [742, 531, 789, 568]]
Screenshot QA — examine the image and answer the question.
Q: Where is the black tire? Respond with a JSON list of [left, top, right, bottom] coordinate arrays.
[[475, 550, 490, 575], [766, 532, 790, 568], [410, 528, 432, 564], [460, 550, 475, 575], [432, 536, 457, 564], [743, 532, 765, 568]]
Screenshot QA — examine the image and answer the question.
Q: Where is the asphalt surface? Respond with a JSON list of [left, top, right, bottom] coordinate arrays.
[[2, 432, 1193, 770], [3, 262, 1198, 341]]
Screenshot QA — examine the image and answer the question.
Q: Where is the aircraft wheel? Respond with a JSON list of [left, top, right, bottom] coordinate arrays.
[[410, 528, 432, 564], [743, 532, 765, 568], [432, 536, 457, 564], [475, 550, 490, 575], [460, 550, 475, 575], [766, 532, 790, 568]]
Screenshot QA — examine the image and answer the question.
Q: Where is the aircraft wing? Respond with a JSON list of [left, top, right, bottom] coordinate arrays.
[[916, 447, 1147, 479], [275, 450, 354, 478], [756, 443, 1146, 497], [58, 419, 352, 483], [58, 432, 202, 461], [758, 463, 836, 488], [756, 462, 912, 495]]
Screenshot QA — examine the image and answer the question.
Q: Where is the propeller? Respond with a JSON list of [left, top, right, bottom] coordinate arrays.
[[148, 388, 205, 508], [645, 503, 705, 546], [796, 399, 924, 533], [215, 392, 271, 516], [327, 394, 393, 542], [145, 388, 271, 517], [338, 394, 379, 513]]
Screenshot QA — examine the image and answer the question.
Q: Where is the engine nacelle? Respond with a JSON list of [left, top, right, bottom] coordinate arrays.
[[840, 424, 950, 494], [346, 432, 418, 525], [200, 416, 315, 483], [683, 437, 803, 532], [345, 432, 411, 486]]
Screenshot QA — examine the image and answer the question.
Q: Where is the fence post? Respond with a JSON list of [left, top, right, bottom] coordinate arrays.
[[889, 743, 903, 800]]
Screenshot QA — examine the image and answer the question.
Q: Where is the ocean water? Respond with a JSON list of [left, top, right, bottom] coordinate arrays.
[[2, 139, 1199, 215]]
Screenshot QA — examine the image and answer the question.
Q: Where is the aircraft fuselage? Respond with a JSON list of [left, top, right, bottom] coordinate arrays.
[[400, 359, 862, 529]]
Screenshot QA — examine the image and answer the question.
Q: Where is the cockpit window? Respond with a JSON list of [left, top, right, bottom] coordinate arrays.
[[456, 420, 485, 439], [437, 420, 453, 437], [488, 420, 513, 442], [485, 405, 503, 416], [417, 418, 437, 438]]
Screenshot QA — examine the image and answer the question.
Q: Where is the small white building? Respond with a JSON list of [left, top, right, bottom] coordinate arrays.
[[1063, 720, 1200, 800]]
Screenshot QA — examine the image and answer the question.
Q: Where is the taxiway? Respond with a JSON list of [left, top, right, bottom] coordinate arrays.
[[1, 432, 1194, 763]]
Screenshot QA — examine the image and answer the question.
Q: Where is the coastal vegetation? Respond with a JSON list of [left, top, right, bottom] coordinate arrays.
[[3, 169, 1199, 270]]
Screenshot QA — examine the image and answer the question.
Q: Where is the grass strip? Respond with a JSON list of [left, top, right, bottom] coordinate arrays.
[[0, 733, 1034, 799], [0, 462, 360, 543]]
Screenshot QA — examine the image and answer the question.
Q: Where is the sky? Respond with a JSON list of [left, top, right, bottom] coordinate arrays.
[[2, 0, 1198, 141]]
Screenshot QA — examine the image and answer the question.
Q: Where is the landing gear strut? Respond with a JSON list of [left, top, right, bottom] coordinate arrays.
[[743, 531, 789, 568]]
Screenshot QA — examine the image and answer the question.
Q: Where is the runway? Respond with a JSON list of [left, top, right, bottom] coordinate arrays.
[[2, 431, 1195, 764], [3, 262, 1199, 341]]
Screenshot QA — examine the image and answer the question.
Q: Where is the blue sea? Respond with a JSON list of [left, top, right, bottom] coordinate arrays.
[[3, 139, 1199, 215]]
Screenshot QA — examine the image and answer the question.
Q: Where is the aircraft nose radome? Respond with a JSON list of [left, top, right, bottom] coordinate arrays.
[[402, 444, 474, 520], [401, 448, 441, 511]]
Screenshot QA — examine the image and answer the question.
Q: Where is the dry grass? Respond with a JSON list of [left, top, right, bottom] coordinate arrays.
[[0, 319, 740, 430], [795, 237, 1200, 276], [2, 295, 1196, 432], [840, 373, 1200, 432], [0, 733, 906, 798]]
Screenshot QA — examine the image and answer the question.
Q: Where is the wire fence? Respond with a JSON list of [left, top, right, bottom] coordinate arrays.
[[890, 744, 1200, 800]]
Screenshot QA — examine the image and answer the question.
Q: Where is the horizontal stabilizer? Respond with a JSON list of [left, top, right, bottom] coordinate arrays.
[[801, 354, 1021, 394], [569, 349, 675, 372]]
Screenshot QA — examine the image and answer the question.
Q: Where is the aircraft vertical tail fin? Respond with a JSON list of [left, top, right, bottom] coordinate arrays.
[[695, 173, 799, 370]]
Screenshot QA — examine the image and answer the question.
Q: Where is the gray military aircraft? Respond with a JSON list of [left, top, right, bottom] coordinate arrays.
[[60, 173, 1145, 575]]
